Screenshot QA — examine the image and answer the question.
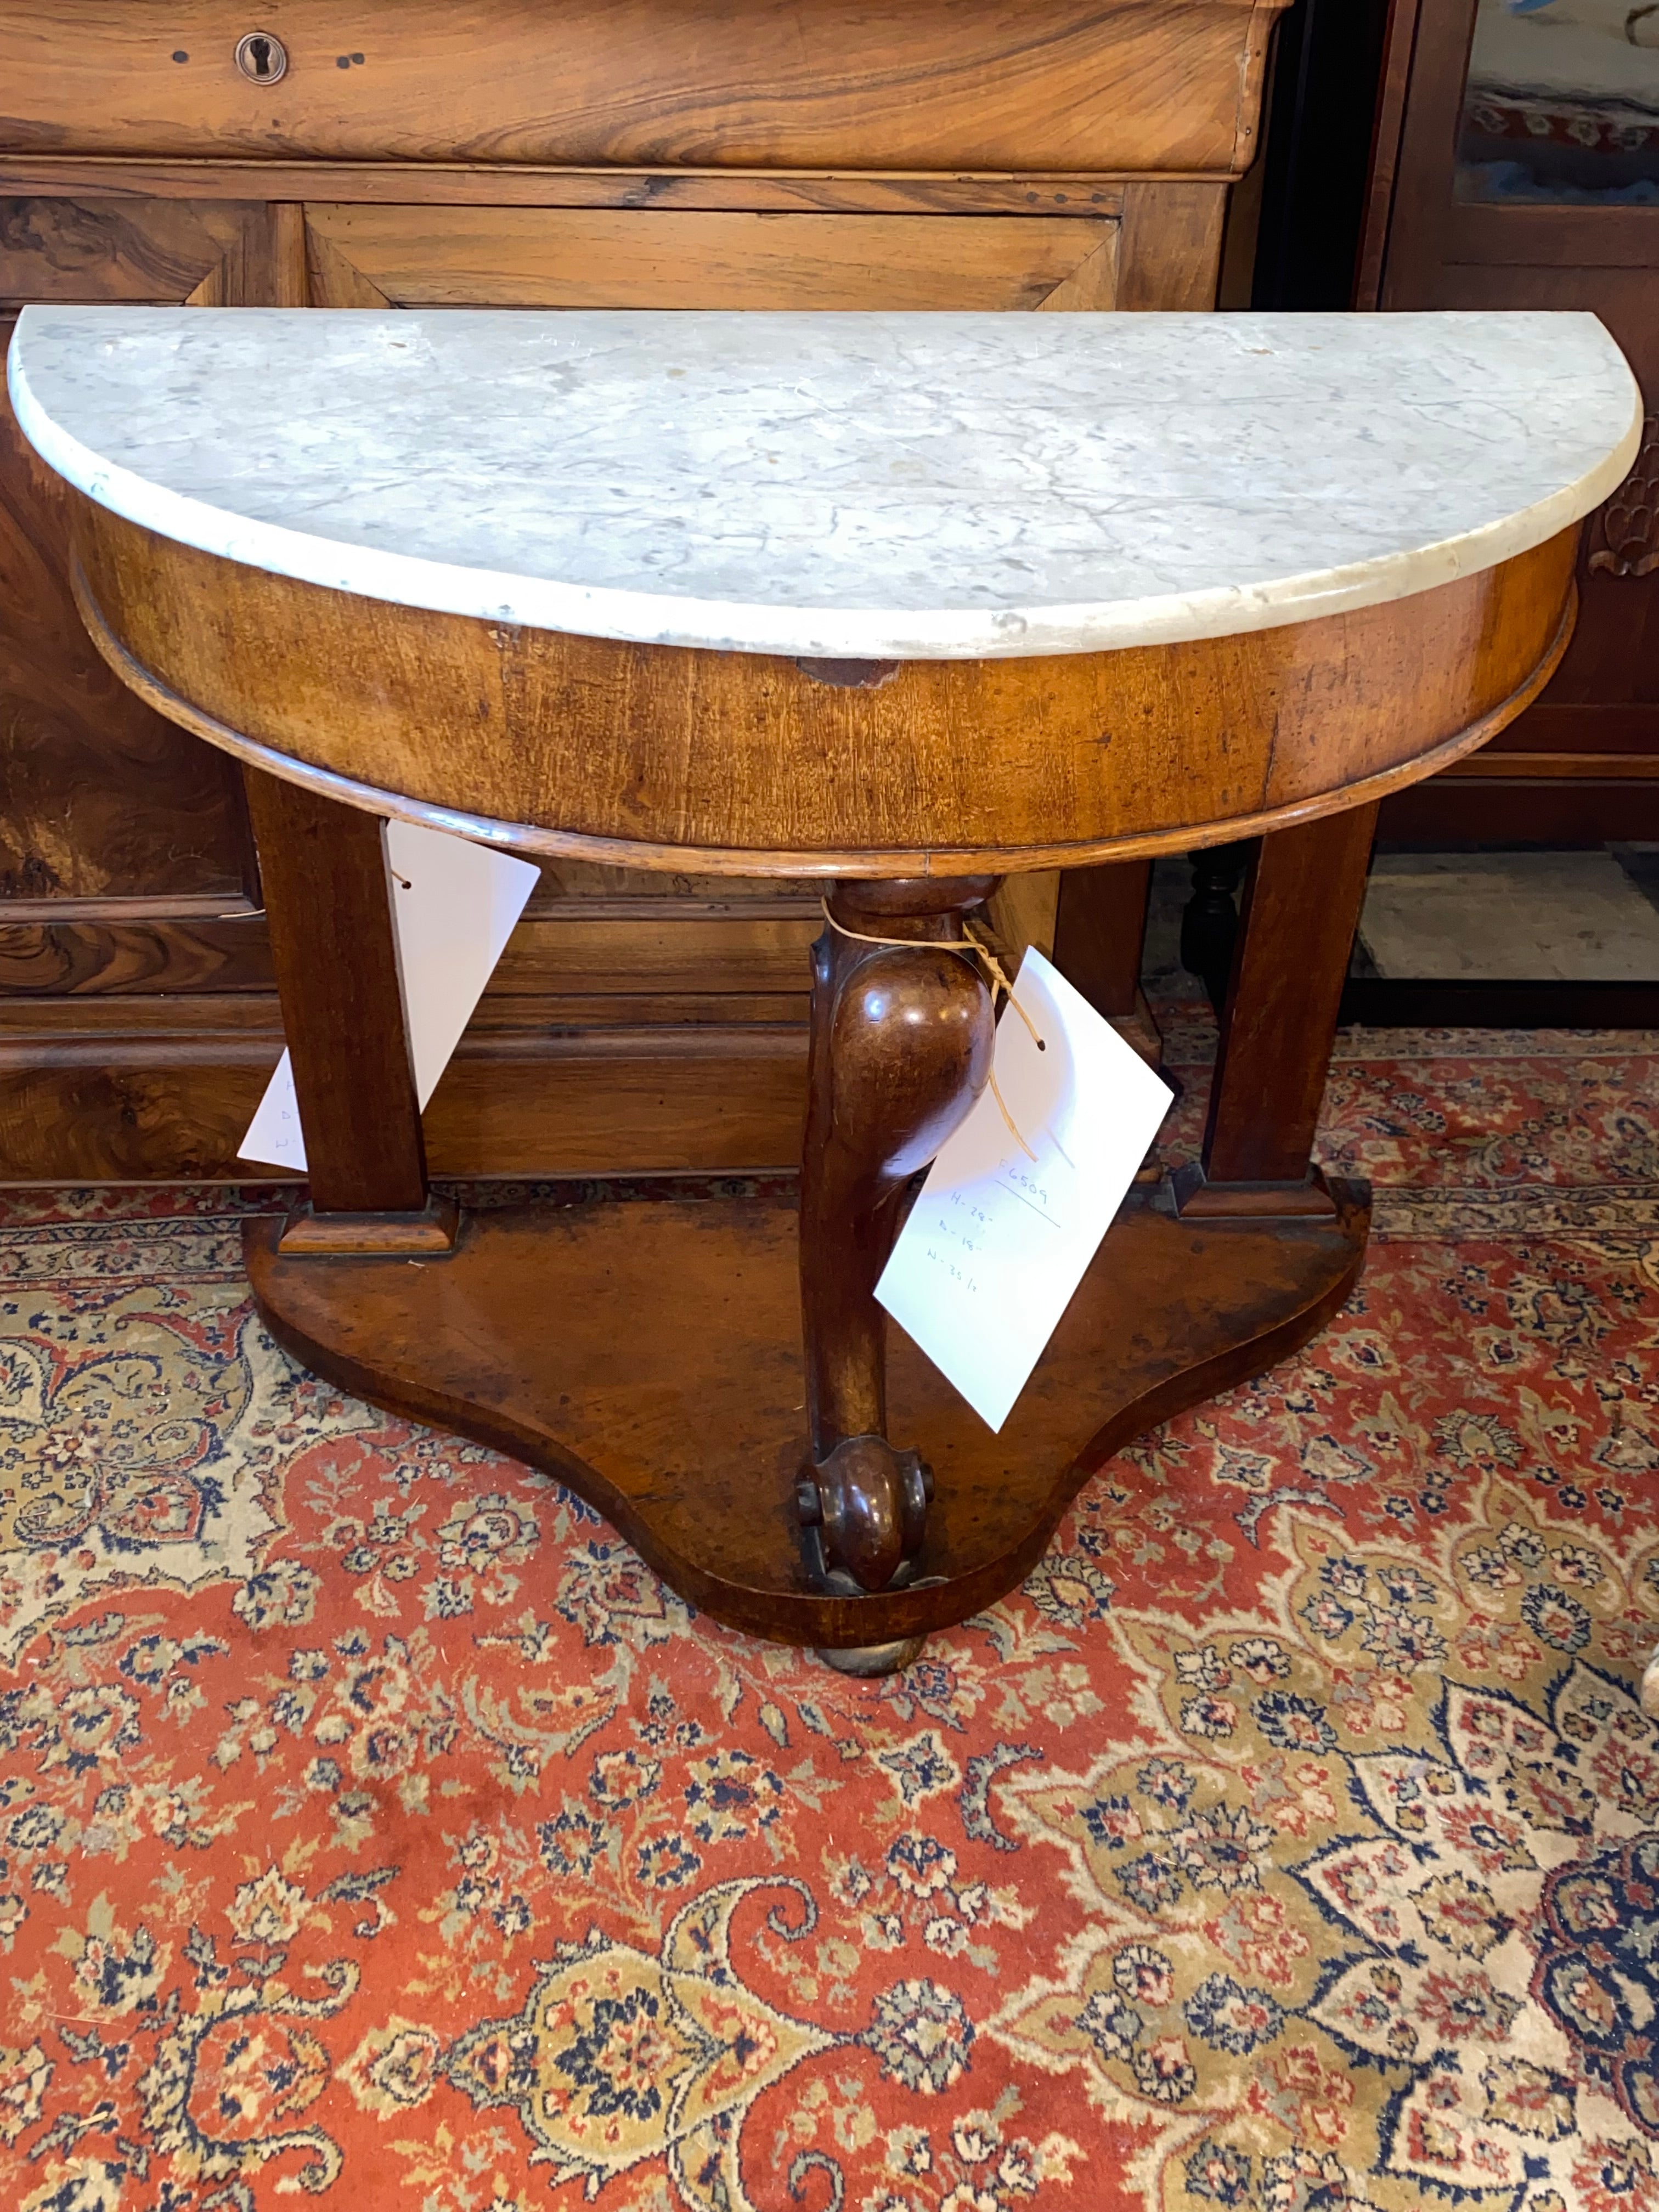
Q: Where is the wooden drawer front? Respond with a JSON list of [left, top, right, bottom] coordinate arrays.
[[0, 1, 1274, 174], [306, 207, 1120, 311]]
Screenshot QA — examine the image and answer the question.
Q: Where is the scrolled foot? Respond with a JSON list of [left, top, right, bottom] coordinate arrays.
[[795, 1432, 933, 1594]]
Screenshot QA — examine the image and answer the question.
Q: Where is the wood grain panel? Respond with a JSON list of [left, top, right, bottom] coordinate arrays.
[[0, 896, 823, 995], [1049, 859, 1151, 1015], [469, 992, 809, 1028], [426, 1030, 808, 1173], [188, 199, 309, 306], [0, 994, 283, 1180], [1031, 231, 1121, 313], [0, 194, 253, 304], [0, 316, 252, 901], [304, 218, 388, 308], [76, 503, 1582, 873], [0, 159, 1132, 213], [0, 904, 270, 992], [490, 912, 819, 996], [1116, 179, 1229, 308], [304, 206, 1121, 312], [1259, 528, 1581, 801], [1443, 206, 1659, 273], [527, 864, 815, 902], [0, 1001, 809, 1179], [985, 874, 1062, 964], [0, 1, 1284, 174]]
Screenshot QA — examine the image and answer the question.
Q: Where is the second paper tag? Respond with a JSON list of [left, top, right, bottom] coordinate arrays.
[[239, 816, 539, 1171], [876, 945, 1173, 1433]]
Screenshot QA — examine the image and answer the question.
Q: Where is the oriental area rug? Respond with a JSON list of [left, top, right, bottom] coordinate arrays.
[[2, 1012, 1658, 2212]]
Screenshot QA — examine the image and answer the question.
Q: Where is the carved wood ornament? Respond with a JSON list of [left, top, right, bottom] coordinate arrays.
[[1590, 415, 1659, 580]]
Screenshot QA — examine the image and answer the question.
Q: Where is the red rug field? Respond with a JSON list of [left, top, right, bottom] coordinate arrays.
[[2, 1012, 1657, 2211]]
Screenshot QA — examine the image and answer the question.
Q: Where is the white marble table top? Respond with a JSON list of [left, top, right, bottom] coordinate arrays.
[[9, 304, 1640, 661]]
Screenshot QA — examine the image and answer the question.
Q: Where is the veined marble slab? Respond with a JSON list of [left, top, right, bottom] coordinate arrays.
[[9, 304, 1641, 661]]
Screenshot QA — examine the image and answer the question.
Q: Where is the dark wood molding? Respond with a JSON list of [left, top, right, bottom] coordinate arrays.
[[1378, 779, 1659, 845], [0, 158, 1148, 210], [1443, 204, 1659, 272], [1352, 0, 1424, 309], [1351, 0, 1659, 889], [1341, 977, 1659, 1027]]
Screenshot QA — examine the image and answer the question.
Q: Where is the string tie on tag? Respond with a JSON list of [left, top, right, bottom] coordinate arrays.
[[819, 900, 1045, 1160]]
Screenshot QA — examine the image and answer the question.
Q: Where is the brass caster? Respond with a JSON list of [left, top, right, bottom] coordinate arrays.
[[815, 1634, 927, 1677]]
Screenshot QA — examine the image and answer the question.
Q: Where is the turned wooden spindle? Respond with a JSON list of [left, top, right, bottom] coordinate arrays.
[[795, 877, 998, 1596]]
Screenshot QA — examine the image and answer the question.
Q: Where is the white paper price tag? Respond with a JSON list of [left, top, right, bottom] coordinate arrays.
[[876, 946, 1172, 1432], [239, 817, 539, 1171]]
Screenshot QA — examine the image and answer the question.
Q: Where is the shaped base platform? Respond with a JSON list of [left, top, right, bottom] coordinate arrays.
[[245, 1185, 1369, 1650]]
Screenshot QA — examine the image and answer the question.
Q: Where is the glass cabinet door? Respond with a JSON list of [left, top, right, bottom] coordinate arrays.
[[1456, 0, 1659, 200]]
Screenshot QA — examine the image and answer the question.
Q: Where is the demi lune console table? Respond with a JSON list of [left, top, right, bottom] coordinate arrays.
[[10, 304, 1638, 1667]]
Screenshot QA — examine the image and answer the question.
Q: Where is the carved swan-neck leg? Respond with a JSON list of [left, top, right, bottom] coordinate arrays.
[[796, 877, 998, 1644]]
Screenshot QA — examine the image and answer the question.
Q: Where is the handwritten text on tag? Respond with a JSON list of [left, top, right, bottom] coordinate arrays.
[[876, 946, 1172, 1432]]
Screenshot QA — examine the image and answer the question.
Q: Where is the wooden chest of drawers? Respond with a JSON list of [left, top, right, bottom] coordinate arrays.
[[0, 0, 1283, 1180], [0, 2, 1273, 170]]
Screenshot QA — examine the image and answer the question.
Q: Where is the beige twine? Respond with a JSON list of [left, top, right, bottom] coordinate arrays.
[[820, 901, 1045, 1161]]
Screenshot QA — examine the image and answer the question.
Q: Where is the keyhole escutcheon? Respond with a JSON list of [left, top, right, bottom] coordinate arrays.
[[234, 30, 289, 82]]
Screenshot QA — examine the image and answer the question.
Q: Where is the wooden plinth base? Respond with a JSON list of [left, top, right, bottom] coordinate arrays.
[[245, 1184, 1369, 1650]]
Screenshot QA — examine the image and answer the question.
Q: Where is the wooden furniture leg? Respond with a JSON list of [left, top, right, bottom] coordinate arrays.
[[795, 878, 997, 1616], [1052, 859, 1163, 1066], [1052, 859, 1152, 1016], [242, 766, 457, 1254], [1175, 802, 1378, 1218], [1180, 840, 1252, 1012]]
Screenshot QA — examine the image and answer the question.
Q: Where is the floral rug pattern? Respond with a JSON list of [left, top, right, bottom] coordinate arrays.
[[2, 1017, 1658, 2211]]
